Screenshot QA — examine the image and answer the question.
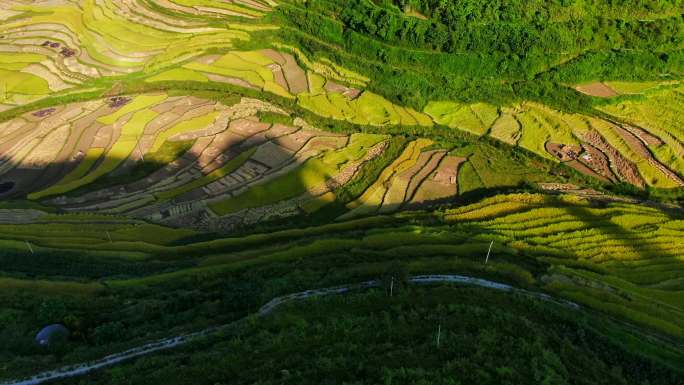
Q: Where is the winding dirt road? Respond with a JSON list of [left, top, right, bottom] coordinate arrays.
[[1, 275, 579, 385]]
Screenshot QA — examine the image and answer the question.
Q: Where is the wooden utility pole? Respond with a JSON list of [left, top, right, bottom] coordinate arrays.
[[485, 240, 493, 264]]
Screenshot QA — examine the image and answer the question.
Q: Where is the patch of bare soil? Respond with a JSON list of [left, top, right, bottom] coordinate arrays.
[[545, 142, 581, 162], [620, 123, 663, 146], [268, 63, 290, 91], [274, 130, 317, 153], [229, 118, 270, 137], [403, 6, 428, 20], [260, 49, 285, 65], [410, 156, 466, 204], [583, 130, 646, 188], [579, 143, 617, 183], [406, 151, 447, 199], [146, 111, 182, 135], [279, 52, 308, 94], [196, 132, 244, 172], [265, 123, 299, 139], [251, 141, 294, 169], [575, 82, 618, 98], [380, 150, 438, 210], [325, 80, 362, 100], [204, 74, 260, 90], [204, 131, 251, 172], [611, 123, 684, 186], [566, 160, 609, 182]]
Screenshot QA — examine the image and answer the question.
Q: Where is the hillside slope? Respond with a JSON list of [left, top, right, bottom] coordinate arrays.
[[0, 1, 683, 384]]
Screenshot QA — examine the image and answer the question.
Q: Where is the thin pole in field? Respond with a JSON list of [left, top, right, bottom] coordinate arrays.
[[485, 240, 493, 264], [137, 142, 145, 162], [436, 324, 441, 348], [106, 231, 112, 242], [25, 240, 34, 254], [390, 276, 394, 297]]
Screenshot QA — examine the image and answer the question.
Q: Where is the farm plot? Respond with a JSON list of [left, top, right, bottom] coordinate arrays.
[[599, 83, 684, 183], [579, 80, 672, 97], [340, 138, 464, 218], [424, 101, 499, 136], [7, 192, 682, 340], [149, 48, 433, 127], [0, 52, 64, 110], [426, 99, 684, 188], [206, 133, 389, 225], [178, 51, 292, 98], [298, 84, 433, 127], [441, 193, 684, 337], [0, 93, 266, 201], [0, 0, 273, 107], [574, 82, 619, 98], [1, 91, 452, 230], [163, 0, 272, 18]]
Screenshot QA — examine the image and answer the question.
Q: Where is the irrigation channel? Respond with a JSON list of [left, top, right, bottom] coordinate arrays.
[[3, 275, 580, 385]]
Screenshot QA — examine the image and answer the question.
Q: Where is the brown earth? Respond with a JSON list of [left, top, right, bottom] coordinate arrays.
[[410, 156, 466, 204], [325, 81, 362, 100], [279, 52, 308, 94], [575, 82, 618, 98], [619, 123, 663, 146], [146, 111, 183, 135], [545, 142, 581, 162], [265, 123, 299, 139], [579, 143, 617, 183], [229, 118, 270, 137], [274, 130, 317, 152], [611, 123, 684, 186], [405, 151, 447, 201], [583, 130, 646, 187], [260, 49, 286, 65], [251, 141, 294, 169], [268, 63, 290, 91], [204, 74, 260, 90], [566, 160, 609, 183]]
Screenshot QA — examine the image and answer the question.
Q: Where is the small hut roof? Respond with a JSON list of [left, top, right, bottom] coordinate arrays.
[[35, 324, 69, 345]]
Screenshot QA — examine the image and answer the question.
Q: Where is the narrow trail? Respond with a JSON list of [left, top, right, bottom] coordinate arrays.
[[1, 275, 579, 385]]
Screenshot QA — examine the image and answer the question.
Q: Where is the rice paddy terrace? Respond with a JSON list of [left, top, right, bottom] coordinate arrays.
[[0, 0, 684, 384]]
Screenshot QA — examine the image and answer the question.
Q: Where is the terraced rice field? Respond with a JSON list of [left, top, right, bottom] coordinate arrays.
[[0, 0, 271, 110], [0, 92, 464, 232], [341, 138, 464, 219], [1, 193, 682, 341], [0, 2, 682, 382], [148, 47, 432, 127], [598, 83, 684, 182], [2, 1, 679, 196], [0, 1, 679, 236], [425, 94, 684, 189]]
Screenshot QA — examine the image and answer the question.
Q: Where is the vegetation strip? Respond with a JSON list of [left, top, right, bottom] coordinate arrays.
[[1, 275, 579, 385]]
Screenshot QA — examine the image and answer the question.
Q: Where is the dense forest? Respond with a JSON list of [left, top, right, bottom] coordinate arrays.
[[272, 0, 684, 108], [53, 286, 684, 385]]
